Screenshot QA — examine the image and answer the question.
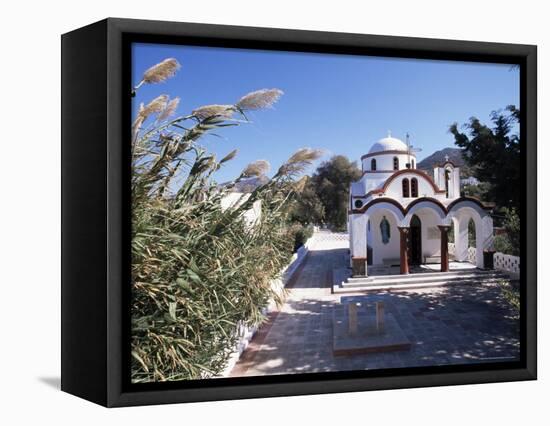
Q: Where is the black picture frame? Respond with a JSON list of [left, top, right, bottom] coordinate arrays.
[[61, 17, 537, 407]]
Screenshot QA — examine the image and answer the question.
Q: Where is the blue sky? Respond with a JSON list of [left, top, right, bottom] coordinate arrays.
[[132, 43, 519, 183]]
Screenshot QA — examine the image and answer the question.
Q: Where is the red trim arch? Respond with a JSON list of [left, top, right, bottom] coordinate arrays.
[[357, 169, 445, 199], [447, 196, 494, 211], [362, 170, 397, 175], [349, 196, 492, 216], [406, 196, 447, 214], [377, 169, 445, 195], [404, 197, 448, 220], [360, 150, 415, 160], [350, 197, 406, 215]]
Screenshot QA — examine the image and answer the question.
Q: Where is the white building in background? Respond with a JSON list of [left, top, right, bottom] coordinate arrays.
[[461, 176, 480, 186], [348, 133, 494, 276], [221, 192, 262, 228]]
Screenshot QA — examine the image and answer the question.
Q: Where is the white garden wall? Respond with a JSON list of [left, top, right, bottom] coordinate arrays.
[[459, 244, 520, 279], [494, 252, 520, 278], [448, 242, 456, 257], [467, 246, 477, 264]]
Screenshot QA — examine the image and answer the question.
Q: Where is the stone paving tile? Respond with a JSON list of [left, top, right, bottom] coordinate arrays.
[[230, 231, 520, 377]]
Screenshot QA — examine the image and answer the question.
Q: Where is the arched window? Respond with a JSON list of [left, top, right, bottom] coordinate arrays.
[[402, 178, 410, 197], [468, 218, 476, 248], [393, 156, 399, 170], [444, 168, 451, 198], [411, 159, 415, 169], [411, 178, 418, 197], [371, 158, 377, 171]]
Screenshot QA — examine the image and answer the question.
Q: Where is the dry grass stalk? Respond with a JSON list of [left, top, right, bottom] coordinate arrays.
[[220, 149, 238, 164], [293, 175, 309, 193], [236, 88, 284, 110], [287, 148, 323, 165], [142, 58, 181, 84], [142, 95, 169, 118], [242, 160, 270, 177], [192, 104, 234, 120], [278, 148, 323, 176], [158, 97, 180, 121]]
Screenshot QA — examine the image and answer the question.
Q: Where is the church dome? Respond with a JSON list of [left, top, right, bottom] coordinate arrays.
[[368, 134, 408, 154]]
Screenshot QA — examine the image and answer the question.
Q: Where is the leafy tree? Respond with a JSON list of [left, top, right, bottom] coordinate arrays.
[[450, 105, 520, 212], [461, 182, 491, 200], [289, 177, 325, 226], [493, 207, 520, 256], [310, 155, 361, 230]]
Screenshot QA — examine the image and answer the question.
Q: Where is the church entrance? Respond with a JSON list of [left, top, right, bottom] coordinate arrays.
[[408, 214, 422, 265]]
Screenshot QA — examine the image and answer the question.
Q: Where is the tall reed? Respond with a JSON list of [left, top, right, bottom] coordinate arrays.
[[131, 59, 319, 382]]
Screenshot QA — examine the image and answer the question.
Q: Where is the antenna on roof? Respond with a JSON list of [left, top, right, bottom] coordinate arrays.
[[406, 132, 422, 169], [406, 133, 422, 154], [406, 133, 411, 168]]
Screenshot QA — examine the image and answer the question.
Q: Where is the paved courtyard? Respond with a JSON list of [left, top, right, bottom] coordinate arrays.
[[230, 231, 520, 377]]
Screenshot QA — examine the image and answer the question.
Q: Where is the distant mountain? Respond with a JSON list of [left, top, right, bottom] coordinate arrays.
[[417, 147, 473, 178]]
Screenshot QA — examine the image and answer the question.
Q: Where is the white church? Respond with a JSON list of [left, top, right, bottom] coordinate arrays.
[[348, 133, 495, 277]]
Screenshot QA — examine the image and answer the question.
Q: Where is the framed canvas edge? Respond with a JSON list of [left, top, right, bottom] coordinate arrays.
[[96, 18, 536, 407]]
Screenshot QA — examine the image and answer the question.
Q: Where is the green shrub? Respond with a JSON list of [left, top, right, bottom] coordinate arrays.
[[493, 208, 520, 256], [498, 280, 519, 316], [494, 233, 514, 256], [291, 224, 314, 252]]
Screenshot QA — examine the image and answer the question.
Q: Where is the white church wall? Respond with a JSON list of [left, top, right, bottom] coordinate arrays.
[[448, 204, 493, 268], [383, 172, 446, 205], [434, 167, 442, 188], [452, 168, 460, 199], [367, 219, 373, 246], [452, 216, 469, 261], [418, 212, 441, 260], [433, 166, 460, 201], [355, 173, 391, 195], [369, 211, 400, 265]]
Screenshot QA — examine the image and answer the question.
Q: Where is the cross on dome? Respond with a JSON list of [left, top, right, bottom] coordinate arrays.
[[445, 154, 449, 162]]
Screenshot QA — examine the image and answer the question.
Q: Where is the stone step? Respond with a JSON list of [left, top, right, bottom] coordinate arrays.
[[343, 271, 507, 287], [346, 267, 500, 283], [333, 276, 506, 294]]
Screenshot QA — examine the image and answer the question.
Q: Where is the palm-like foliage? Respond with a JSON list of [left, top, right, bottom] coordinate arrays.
[[130, 59, 320, 382]]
